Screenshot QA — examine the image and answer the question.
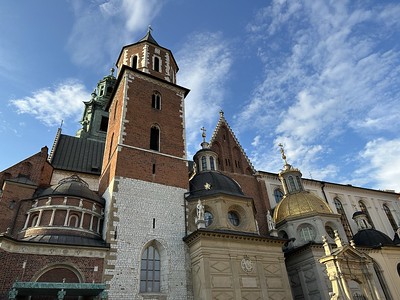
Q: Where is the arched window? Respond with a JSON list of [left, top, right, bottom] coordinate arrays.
[[201, 156, 207, 171], [132, 55, 138, 69], [150, 126, 160, 151], [228, 211, 240, 226], [383, 204, 398, 231], [274, 188, 284, 203], [68, 215, 79, 227], [140, 244, 161, 293], [359, 201, 374, 228], [204, 211, 213, 227], [334, 198, 353, 241], [154, 57, 160, 72], [152, 92, 161, 110], [210, 157, 215, 171]]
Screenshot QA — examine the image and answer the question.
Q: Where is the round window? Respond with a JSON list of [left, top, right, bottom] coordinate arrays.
[[228, 211, 240, 226], [204, 211, 213, 227]]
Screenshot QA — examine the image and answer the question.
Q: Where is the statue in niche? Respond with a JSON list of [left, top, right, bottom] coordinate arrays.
[[267, 210, 276, 231], [196, 199, 205, 221]]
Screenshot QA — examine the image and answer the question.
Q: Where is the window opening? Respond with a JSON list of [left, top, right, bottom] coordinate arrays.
[[154, 57, 160, 72], [132, 55, 138, 69], [100, 116, 109, 132], [274, 189, 284, 203], [288, 176, 296, 192], [201, 156, 207, 171], [210, 157, 215, 171], [228, 211, 240, 226], [334, 198, 353, 241], [150, 126, 160, 151], [359, 201, 374, 228], [204, 211, 213, 227], [152, 93, 161, 110], [140, 245, 161, 292], [383, 204, 398, 231], [152, 164, 156, 175]]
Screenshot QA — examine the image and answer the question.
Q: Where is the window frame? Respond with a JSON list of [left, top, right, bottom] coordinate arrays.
[[140, 244, 161, 293]]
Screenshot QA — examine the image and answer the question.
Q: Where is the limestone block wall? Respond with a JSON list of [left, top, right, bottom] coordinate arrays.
[[104, 177, 192, 300]]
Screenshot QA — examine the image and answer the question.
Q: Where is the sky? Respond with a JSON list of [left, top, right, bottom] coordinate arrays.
[[1, 0, 400, 192]]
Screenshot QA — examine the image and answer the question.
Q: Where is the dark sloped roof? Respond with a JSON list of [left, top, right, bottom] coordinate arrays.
[[22, 234, 107, 247], [353, 229, 395, 248], [187, 171, 244, 199], [139, 30, 159, 45], [38, 175, 104, 204], [51, 135, 104, 174]]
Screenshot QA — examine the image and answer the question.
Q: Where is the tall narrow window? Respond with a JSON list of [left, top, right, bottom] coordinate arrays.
[[132, 55, 138, 69], [150, 126, 160, 151], [152, 93, 161, 110], [154, 57, 160, 72], [109, 133, 114, 160], [383, 204, 398, 231], [359, 201, 374, 228], [100, 116, 109, 132], [68, 215, 79, 227], [201, 156, 207, 171], [334, 198, 353, 241], [140, 245, 160, 292], [210, 157, 215, 171], [274, 188, 284, 203], [288, 176, 296, 193]]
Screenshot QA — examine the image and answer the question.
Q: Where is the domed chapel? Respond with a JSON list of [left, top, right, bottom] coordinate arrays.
[[0, 30, 400, 300]]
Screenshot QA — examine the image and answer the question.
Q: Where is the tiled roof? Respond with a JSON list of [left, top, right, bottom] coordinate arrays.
[[51, 135, 105, 175]]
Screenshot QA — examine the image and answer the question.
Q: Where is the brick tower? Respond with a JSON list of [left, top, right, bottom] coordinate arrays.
[[99, 29, 191, 299]]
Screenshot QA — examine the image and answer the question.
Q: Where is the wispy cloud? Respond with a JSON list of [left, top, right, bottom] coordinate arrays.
[[353, 138, 400, 191], [236, 1, 400, 189], [10, 80, 89, 127], [177, 32, 233, 156], [67, 0, 163, 68]]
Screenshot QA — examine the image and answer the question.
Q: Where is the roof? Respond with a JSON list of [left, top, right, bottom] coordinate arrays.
[[51, 134, 104, 175], [273, 191, 334, 224], [353, 229, 395, 248], [139, 30, 159, 45], [22, 234, 107, 247], [38, 175, 104, 204], [187, 171, 244, 199]]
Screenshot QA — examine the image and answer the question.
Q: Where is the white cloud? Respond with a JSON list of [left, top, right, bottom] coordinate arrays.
[[235, 1, 400, 184], [353, 138, 400, 192], [10, 80, 89, 127], [67, 0, 163, 67], [176, 32, 233, 156]]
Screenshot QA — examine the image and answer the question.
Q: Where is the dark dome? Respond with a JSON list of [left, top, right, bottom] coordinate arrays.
[[38, 175, 104, 204], [188, 171, 244, 199], [353, 229, 395, 248]]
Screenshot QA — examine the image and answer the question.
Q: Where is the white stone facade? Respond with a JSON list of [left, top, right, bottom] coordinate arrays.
[[104, 177, 192, 300]]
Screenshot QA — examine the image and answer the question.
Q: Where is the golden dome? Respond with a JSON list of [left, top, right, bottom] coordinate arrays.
[[273, 191, 333, 224]]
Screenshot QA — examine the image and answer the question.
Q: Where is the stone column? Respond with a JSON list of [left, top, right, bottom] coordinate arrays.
[[90, 214, 94, 231], [49, 209, 56, 226], [23, 213, 31, 229], [36, 210, 43, 227], [64, 209, 70, 226], [80, 212, 85, 228]]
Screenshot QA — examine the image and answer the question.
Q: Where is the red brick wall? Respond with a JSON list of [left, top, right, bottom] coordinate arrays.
[[0, 247, 105, 299], [211, 125, 271, 235]]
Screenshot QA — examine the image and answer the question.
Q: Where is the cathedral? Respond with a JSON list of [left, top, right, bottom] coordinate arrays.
[[0, 30, 399, 300]]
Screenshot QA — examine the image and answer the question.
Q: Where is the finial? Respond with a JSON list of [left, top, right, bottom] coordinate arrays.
[[201, 127, 206, 142], [278, 143, 288, 165], [110, 67, 115, 76], [219, 110, 224, 117], [148, 25, 153, 33]]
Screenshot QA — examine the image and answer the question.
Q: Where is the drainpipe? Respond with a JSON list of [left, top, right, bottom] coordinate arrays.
[[321, 182, 329, 204]]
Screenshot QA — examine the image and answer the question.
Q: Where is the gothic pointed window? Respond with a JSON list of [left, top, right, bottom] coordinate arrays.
[[334, 198, 353, 241], [152, 93, 161, 110], [274, 188, 284, 203], [140, 244, 161, 293], [359, 200, 374, 228], [150, 126, 160, 151], [383, 204, 398, 231]]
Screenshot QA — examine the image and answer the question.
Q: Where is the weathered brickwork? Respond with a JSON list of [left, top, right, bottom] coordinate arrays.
[[104, 177, 192, 300]]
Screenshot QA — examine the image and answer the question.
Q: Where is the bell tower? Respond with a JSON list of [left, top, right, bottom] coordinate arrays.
[[99, 29, 191, 299]]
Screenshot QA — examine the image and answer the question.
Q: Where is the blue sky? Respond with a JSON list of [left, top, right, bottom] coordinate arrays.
[[1, 0, 400, 192]]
